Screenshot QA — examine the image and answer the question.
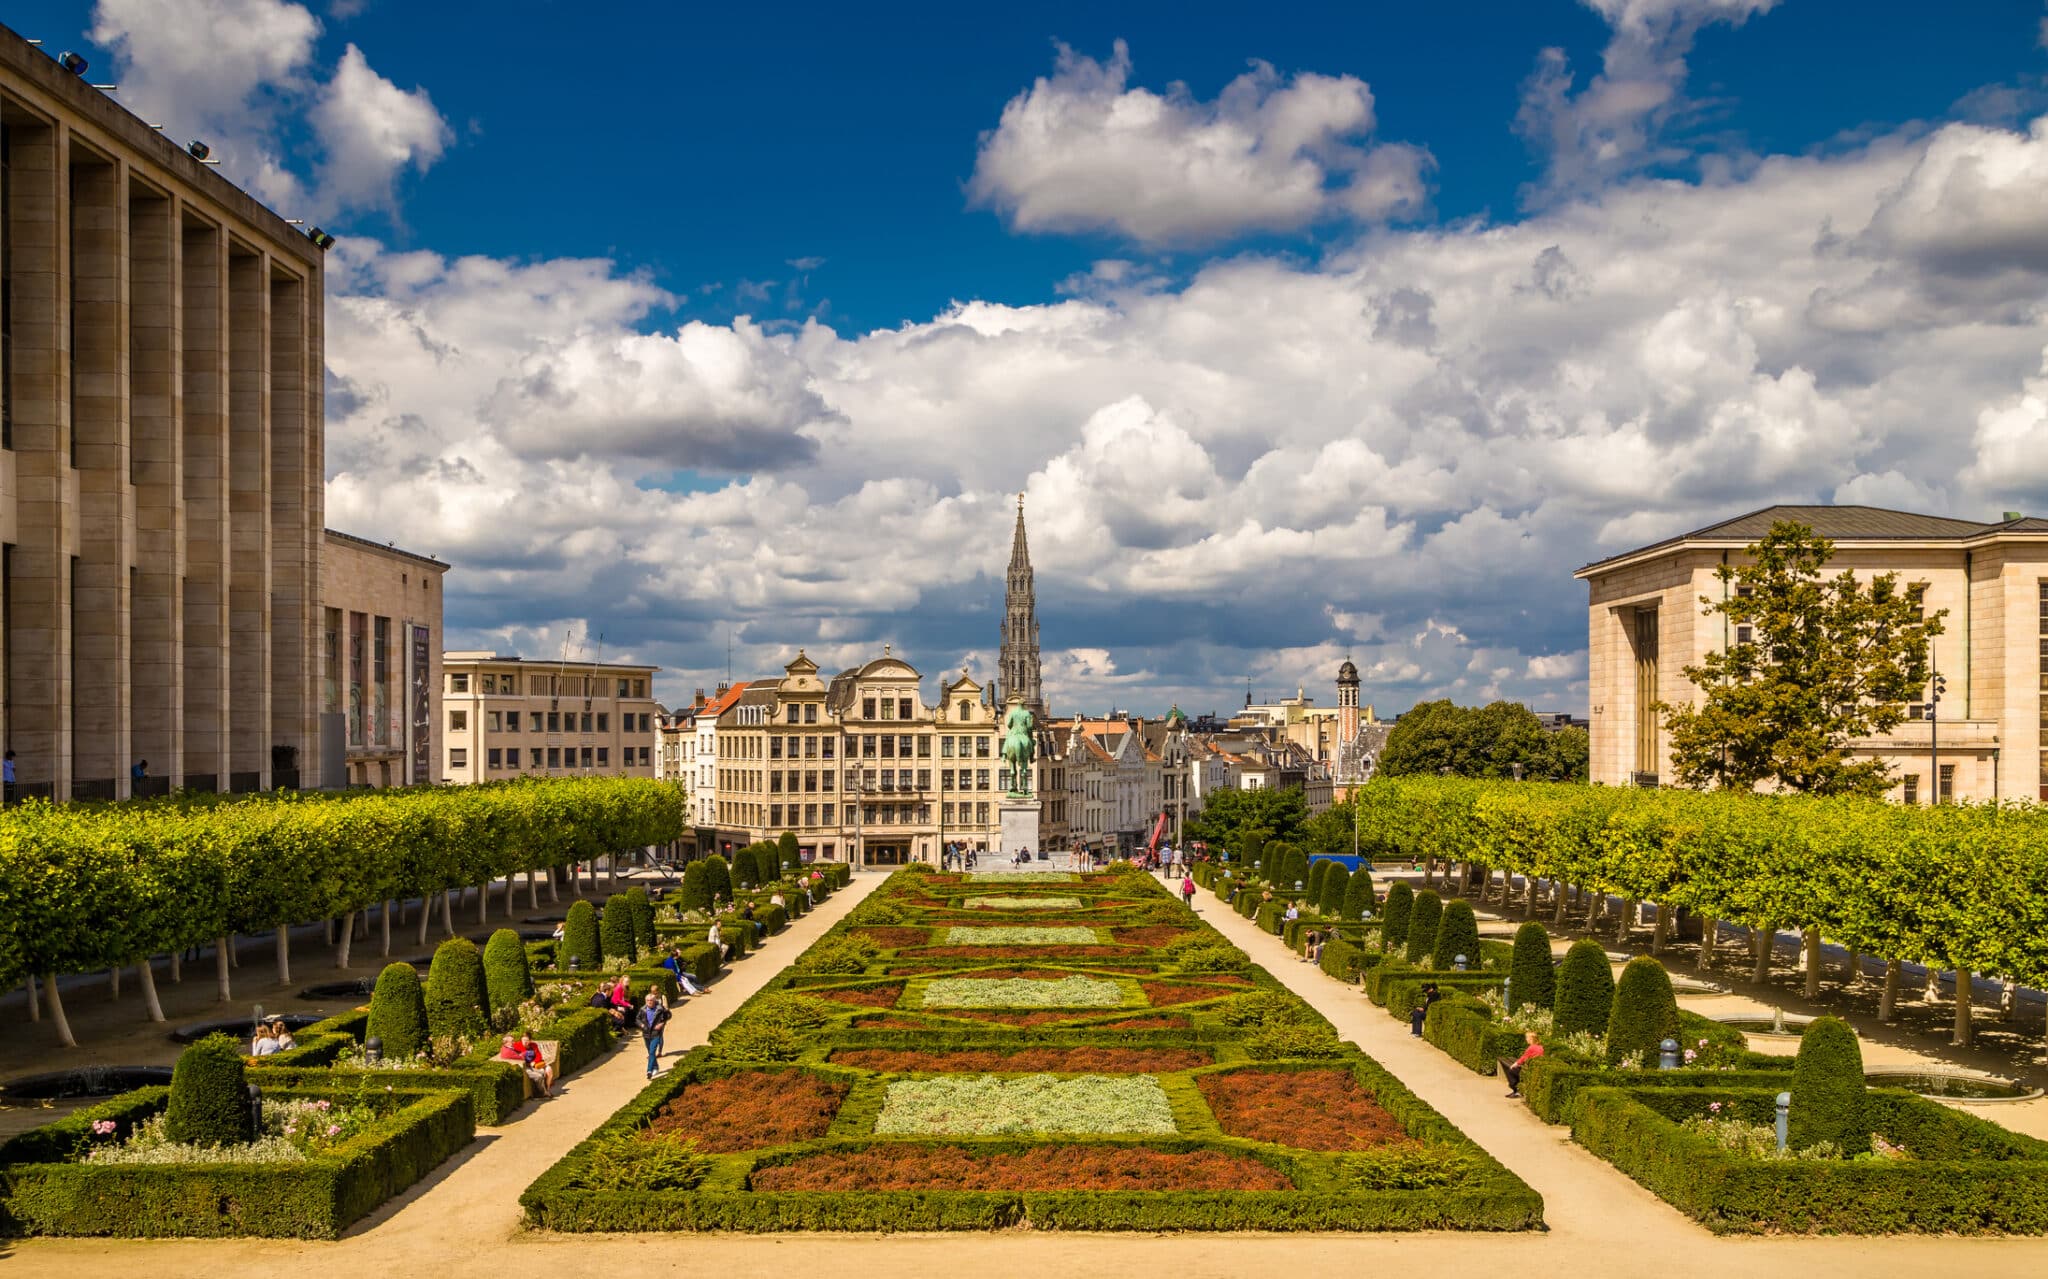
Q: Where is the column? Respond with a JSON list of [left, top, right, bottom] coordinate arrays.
[[226, 245, 268, 789], [267, 268, 311, 787], [129, 186, 180, 786], [69, 147, 129, 797], [4, 117, 71, 798], [180, 217, 227, 790]]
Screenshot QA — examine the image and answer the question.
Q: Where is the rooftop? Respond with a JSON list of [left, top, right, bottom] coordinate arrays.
[[325, 528, 448, 571], [1578, 504, 2048, 576]]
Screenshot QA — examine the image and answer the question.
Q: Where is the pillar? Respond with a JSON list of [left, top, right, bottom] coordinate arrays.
[[128, 186, 180, 785], [226, 246, 268, 789], [180, 216, 227, 791]]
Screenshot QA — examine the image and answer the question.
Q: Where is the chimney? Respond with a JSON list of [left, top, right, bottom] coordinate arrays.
[[695, 687, 706, 702], [715, 682, 729, 699]]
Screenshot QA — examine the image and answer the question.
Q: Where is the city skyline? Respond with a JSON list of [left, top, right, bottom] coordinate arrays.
[[14, 0, 2048, 717]]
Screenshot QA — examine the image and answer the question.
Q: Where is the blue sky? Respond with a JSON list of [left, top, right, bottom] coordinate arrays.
[[19, 0, 2048, 716]]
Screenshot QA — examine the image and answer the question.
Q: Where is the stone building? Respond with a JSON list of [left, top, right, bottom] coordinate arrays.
[[438, 652, 658, 785], [318, 530, 445, 787], [1576, 504, 2048, 803], [0, 28, 327, 799]]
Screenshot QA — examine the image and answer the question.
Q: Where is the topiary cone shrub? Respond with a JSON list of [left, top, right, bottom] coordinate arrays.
[[1790, 1015, 1870, 1155], [1605, 956, 1681, 1066], [1431, 898, 1482, 971], [424, 937, 491, 1043], [1554, 938, 1615, 1036], [1341, 864, 1374, 922], [625, 886, 655, 952], [733, 847, 759, 891], [1404, 891, 1442, 964], [703, 855, 733, 903], [1280, 846, 1311, 896], [365, 961, 428, 1058], [1319, 864, 1350, 919], [600, 893, 636, 962], [1507, 921, 1555, 1012], [1308, 858, 1331, 904], [680, 863, 711, 912], [163, 1034, 253, 1147], [1380, 881, 1413, 952], [483, 928, 533, 1017], [563, 899, 601, 969], [778, 830, 799, 873]]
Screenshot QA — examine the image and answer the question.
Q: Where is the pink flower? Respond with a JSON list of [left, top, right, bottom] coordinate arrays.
[[326, 1124, 341, 1137], [314, 1099, 331, 1111], [1697, 1038, 1709, 1048], [91, 1119, 117, 1136], [1708, 1101, 1723, 1113]]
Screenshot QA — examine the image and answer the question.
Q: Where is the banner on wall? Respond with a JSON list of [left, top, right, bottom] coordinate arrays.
[[411, 625, 432, 785]]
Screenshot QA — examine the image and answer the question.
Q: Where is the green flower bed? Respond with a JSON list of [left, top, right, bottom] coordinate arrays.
[[966, 872, 1077, 883], [963, 895, 1084, 910], [521, 865, 1543, 1233], [874, 1074, 1178, 1136]]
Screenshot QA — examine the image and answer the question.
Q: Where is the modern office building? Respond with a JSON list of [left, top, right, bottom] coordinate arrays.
[[0, 27, 327, 799], [439, 651, 659, 784], [1577, 505, 2048, 803], [319, 529, 445, 788]]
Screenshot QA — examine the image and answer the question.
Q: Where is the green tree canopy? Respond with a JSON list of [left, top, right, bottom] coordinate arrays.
[[1379, 700, 1585, 782], [1185, 786, 1309, 853], [1662, 521, 1945, 796]]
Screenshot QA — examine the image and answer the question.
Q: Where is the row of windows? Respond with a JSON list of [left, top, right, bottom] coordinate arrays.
[[1900, 766, 1955, 806], [719, 767, 1007, 795], [450, 709, 655, 735], [450, 745, 654, 771], [449, 671, 650, 698]]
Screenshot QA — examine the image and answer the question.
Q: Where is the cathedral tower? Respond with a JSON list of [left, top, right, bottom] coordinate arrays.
[[1000, 494, 1044, 716]]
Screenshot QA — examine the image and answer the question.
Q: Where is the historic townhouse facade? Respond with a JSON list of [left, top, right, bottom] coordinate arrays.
[[438, 652, 658, 784]]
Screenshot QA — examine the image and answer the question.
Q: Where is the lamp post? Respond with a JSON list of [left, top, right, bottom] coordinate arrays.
[[1928, 672, 1947, 804]]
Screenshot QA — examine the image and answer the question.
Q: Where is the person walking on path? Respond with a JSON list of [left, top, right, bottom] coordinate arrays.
[[1181, 874, 1196, 907], [638, 989, 671, 1079]]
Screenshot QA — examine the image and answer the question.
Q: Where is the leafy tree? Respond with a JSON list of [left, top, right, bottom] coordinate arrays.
[[1380, 700, 1577, 781], [366, 962, 428, 1057], [1507, 921, 1555, 1012], [483, 928, 533, 1016], [163, 1035, 252, 1147], [424, 938, 490, 1042], [1185, 786, 1309, 852], [1340, 866, 1375, 922], [1605, 957, 1680, 1066], [1789, 1015, 1870, 1154], [1554, 938, 1615, 1036], [1379, 881, 1412, 952], [1404, 890, 1442, 964], [1431, 899, 1481, 971], [1661, 521, 1945, 796], [1319, 863, 1351, 918], [1544, 726, 1590, 784]]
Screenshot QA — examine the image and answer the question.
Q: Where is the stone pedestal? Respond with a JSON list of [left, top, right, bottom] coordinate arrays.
[[998, 798, 1041, 858]]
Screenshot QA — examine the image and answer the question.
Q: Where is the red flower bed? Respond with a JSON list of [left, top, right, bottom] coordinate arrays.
[[906, 945, 1134, 960], [642, 1069, 848, 1153], [1092, 1014, 1190, 1030], [921, 1009, 1096, 1026], [829, 1046, 1208, 1073], [1113, 925, 1196, 947], [1141, 982, 1234, 1007], [855, 926, 931, 949], [1196, 1069, 1412, 1150], [750, 1143, 1291, 1192], [817, 984, 904, 1007]]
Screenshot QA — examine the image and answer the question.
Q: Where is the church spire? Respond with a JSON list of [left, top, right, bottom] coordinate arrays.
[[1000, 493, 1044, 716]]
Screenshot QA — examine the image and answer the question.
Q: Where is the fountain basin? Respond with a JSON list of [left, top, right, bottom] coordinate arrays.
[[298, 980, 378, 1001], [1711, 1013, 1815, 1037], [0, 1066, 173, 1100], [170, 1012, 329, 1044], [1866, 1070, 2043, 1103]]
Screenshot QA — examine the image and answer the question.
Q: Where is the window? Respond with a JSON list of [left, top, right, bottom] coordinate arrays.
[[1939, 763, 1955, 803], [639, 746, 651, 765], [822, 803, 836, 824], [450, 748, 468, 769], [957, 701, 969, 718], [641, 713, 652, 733], [882, 735, 896, 759], [504, 712, 519, 734], [822, 737, 835, 759], [547, 711, 560, 733], [898, 698, 912, 719], [805, 770, 818, 792], [449, 672, 469, 693], [597, 713, 609, 732], [942, 802, 954, 824], [978, 768, 990, 791], [976, 802, 989, 824], [547, 747, 561, 768], [580, 712, 593, 733], [449, 709, 468, 732], [805, 803, 817, 827], [597, 747, 609, 766], [917, 769, 930, 789], [805, 704, 817, 724], [787, 704, 800, 723], [505, 750, 520, 771], [1734, 625, 1752, 646], [999, 768, 1010, 793], [530, 748, 543, 768], [976, 737, 991, 758], [881, 768, 895, 790], [635, 679, 647, 698], [941, 737, 955, 758], [822, 770, 835, 791], [863, 734, 878, 758], [917, 804, 930, 824], [771, 772, 783, 793], [899, 735, 913, 757], [771, 737, 783, 760], [1903, 774, 1920, 805], [619, 678, 631, 697], [804, 736, 817, 759], [942, 769, 954, 790], [486, 711, 501, 732], [881, 697, 895, 720], [487, 748, 501, 769], [863, 698, 877, 719], [480, 673, 496, 695], [916, 736, 930, 758], [770, 804, 783, 827]]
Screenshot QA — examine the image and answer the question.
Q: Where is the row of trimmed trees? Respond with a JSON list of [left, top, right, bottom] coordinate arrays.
[[0, 776, 682, 1046]]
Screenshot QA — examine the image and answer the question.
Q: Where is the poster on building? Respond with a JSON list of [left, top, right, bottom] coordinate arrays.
[[411, 625, 432, 785]]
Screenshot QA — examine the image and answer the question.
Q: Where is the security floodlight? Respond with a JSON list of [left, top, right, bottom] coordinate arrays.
[[307, 227, 336, 250], [187, 140, 210, 160], [57, 51, 87, 75]]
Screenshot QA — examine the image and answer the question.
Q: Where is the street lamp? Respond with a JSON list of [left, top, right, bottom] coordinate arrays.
[[1928, 672, 1947, 804]]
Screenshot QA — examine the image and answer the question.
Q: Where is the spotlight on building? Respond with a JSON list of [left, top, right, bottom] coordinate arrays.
[[306, 227, 336, 250], [57, 51, 87, 75], [186, 140, 210, 161]]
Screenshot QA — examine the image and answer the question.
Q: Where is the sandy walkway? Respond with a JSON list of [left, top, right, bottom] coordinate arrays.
[[7, 871, 2048, 1277]]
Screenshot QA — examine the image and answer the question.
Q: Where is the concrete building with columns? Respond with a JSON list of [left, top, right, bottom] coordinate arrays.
[[0, 28, 326, 800], [319, 530, 445, 788], [1576, 505, 2048, 804]]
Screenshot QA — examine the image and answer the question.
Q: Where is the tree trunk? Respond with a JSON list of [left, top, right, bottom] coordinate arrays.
[[1651, 904, 1671, 954], [1583, 887, 1602, 929], [108, 966, 120, 1000], [1803, 927, 1822, 1000], [505, 873, 517, 915], [441, 889, 455, 935], [228, 936, 239, 968], [1552, 883, 1571, 927], [1614, 898, 1635, 944], [417, 894, 432, 946], [1879, 958, 1901, 1022], [1953, 971, 1974, 1047], [547, 869, 559, 903], [324, 917, 336, 945], [169, 951, 181, 983], [276, 926, 291, 986], [336, 911, 355, 970], [381, 900, 392, 957], [216, 937, 232, 1001], [43, 974, 76, 1048], [1843, 948, 1860, 989], [137, 959, 165, 1023], [477, 879, 489, 925], [528, 869, 541, 910], [26, 975, 40, 1021], [1750, 925, 1772, 984], [1699, 916, 1718, 971]]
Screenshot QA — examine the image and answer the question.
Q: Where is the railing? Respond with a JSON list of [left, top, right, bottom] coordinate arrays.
[[71, 777, 118, 802], [229, 771, 263, 794]]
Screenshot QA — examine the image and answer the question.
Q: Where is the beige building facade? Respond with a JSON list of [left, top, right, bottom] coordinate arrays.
[[318, 530, 445, 788], [440, 652, 658, 785], [0, 28, 327, 800], [1577, 505, 2048, 803]]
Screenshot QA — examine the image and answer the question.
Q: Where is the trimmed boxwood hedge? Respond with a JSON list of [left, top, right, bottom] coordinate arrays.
[[1402, 891, 1442, 964], [1569, 1083, 2048, 1234], [0, 1085, 474, 1238]]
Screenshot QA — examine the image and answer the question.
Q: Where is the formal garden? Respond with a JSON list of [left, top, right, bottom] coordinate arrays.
[[519, 863, 1543, 1232]]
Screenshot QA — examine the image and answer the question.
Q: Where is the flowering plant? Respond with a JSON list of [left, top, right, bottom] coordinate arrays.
[[874, 1073, 1177, 1137]]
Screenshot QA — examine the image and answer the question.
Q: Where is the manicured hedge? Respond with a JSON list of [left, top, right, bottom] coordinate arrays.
[[1569, 1084, 2048, 1234]]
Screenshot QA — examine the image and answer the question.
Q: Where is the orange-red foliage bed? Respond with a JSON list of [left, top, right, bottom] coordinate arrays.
[[642, 1069, 847, 1152], [816, 984, 904, 1007], [1141, 982, 1234, 1006], [855, 927, 931, 949], [1196, 1068, 1412, 1150], [1113, 925, 1196, 947], [829, 1046, 1208, 1073], [749, 1143, 1292, 1192]]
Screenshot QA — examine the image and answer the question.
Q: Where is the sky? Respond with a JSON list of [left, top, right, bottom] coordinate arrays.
[[15, 0, 2048, 718]]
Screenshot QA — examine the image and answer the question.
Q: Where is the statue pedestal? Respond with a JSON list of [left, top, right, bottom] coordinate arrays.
[[998, 798, 1041, 858]]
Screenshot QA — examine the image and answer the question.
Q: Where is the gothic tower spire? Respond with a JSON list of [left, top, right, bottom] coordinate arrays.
[[1000, 493, 1044, 716]]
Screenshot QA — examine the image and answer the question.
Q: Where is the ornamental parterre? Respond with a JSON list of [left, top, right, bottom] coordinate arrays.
[[941, 926, 1102, 946], [522, 863, 1544, 1233]]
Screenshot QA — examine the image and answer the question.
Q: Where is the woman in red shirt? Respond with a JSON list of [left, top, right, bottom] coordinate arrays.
[[1502, 1031, 1544, 1098]]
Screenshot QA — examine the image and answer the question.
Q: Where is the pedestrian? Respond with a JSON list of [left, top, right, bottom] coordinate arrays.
[[131, 759, 148, 784], [638, 989, 671, 1079], [2, 748, 14, 801], [1410, 981, 1440, 1036], [1180, 874, 1196, 907], [1501, 1031, 1544, 1098]]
